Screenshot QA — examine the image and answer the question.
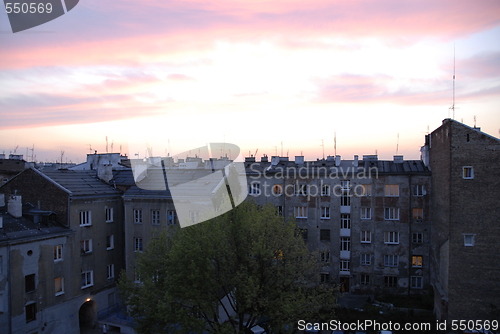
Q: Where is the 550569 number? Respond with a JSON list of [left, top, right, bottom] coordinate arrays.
[[450, 319, 499, 332], [5, 2, 53, 14]]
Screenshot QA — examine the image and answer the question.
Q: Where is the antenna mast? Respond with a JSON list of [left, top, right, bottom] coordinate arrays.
[[396, 133, 400, 155], [449, 44, 458, 119], [334, 131, 337, 156]]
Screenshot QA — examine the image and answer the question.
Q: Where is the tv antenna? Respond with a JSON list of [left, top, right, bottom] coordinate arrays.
[[396, 133, 400, 155], [449, 44, 459, 119], [334, 131, 337, 156], [320, 139, 325, 159]]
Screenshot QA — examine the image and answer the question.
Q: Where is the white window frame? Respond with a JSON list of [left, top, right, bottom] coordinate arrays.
[[167, 210, 177, 225], [412, 232, 423, 243], [248, 182, 261, 195], [340, 260, 350, 271], [54, 277, 64, 296], [384, 231, 400, 244], [361, 274, 370, 285], [320, 206, 330, 219], [360, 207, 371, 220], [340, 194, 350, 206], [413, 184, 425, 196], [360, 230, 371, 243], [384, 276, 398, 287], [320, 251, 330, 262], [81, 239, 92, 254], [462, 166, 474, 179], [106, 235, 114, 250], [360, 184, 371, 196], [340, 237, 350, 251], [321, 184, 330, 196], [81, 270, 94, 289], [340, 214, 351, 229], [411, 276, 423, 289], [53, 244, 63, 262], [384, 255, 399, 267], [133, 209, 143, 224], [79, 210, 92, 226], [151, 209, 161, 225], [294, 206, 308, 218], [385, 184, 399, 196], [463, 234, 475, 246], [341, 180, 350, 191], [134, 237, 143, 252], [413, 208, 423, 220], [294, 184, 308, 196], [412, 255, 423, 267], [360, 253, 371, 265], [384, 207, 400, 220], [105, 207, 114, 223], [107, 264, 115, 279]]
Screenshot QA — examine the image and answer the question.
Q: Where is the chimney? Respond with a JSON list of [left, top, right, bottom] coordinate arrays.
[[97, 164, 113, 183], [363, 155, 378, 161], [295, 156, 304, 165], [335, 155, 341, 167], [353, 155, 359, 167], [8, 195, 22, 218], [260, 155, 268, 163], [393, 155, 404, 163]]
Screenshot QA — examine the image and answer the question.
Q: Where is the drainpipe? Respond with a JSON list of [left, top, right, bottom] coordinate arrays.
[[408, 174, 412, 296]]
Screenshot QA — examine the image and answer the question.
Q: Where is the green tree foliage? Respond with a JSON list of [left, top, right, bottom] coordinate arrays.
[[119, 201, 337, 334]]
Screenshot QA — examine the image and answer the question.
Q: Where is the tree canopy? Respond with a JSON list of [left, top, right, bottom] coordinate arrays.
[[119, 201, 337, 334]]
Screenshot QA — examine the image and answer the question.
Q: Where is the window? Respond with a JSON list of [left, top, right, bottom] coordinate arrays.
[[107, 264, 115, 279], [81, 239, 92, 254], [413, 208, 423, 220], [276, 206, 283, 216], [384, 207, 400, 220], [384, 231, 399, 244], [81, 270, 94, 289], [413, 185, 425, 196], [320, 206, 330, 219], [294, 206, 307, 218], [341, 180, 350, 191], [106, 235, 114, 250], [384, 276, 398, 287], [151, 210, 160, 225], [412, 256, 423, 267], [25, 302, 36, 323], [248, 182, 261, 195], [340, 260, 350, 271], [54, 277, 64, 296], [134, 237, 143, 252], [360, 230, 371, 243], [105, 207, 114, 222], [384, 255, 399, 267], [320, 229, 330, 241], [25, 274, 36, 293], [360, 253, 371, 265], [53, 244, 63, 261], [340, 214, 351, 229], [412, 232, 423, 243], [79, 210, 92, 226], [320, 272, 330, 283], [385, 185, 399, 196], [463, 234, 475, 246], [361, 274, 370, 285], [462, 166, 474, 179], [340, 194, 350, 206], [411, 276, 423, 289], [360, 184, 371, 196], [272, 184, 283, 195], [340, 237, 350, 251], [321, 184, 330, 196], [320, 251, 330, 262], [360, 207, 371, 219], [167, 210, 177, 225], [294, 184, 308, 196], [133, 209, 143, 224]]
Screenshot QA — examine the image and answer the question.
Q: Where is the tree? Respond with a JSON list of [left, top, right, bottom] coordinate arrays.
[[119, 201, 337, 334]]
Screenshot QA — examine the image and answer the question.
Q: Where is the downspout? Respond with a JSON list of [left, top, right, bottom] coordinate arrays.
[[408, 174, 413, 296]]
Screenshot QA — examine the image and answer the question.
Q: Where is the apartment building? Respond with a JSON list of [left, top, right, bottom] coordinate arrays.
[[422, 119, 500, 322]]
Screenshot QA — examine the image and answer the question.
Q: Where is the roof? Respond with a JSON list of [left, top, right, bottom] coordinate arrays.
[[39, 169, 122, 197]]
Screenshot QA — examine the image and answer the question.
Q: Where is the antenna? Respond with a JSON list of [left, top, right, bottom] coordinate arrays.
[[396, 133, 400, 155], [473, 115, 476, 128], [320, 139, 325, 159], [106, 136, 108, 153], [88, 144, 93, 154], [111, 140, 114, 153], [334, 131, 337, 156], [449, 44, 459, 119]]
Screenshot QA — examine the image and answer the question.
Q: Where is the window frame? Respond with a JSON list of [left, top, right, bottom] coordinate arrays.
[[107, 264, 115, 279], [463, 234, 475, 246], [167, 210, 177, 225], [133, 209, 143, 224], [340, 214, 351, 229], [53, 244, 63, 262], [411, 276, 423, 289], [81, 239, 93, 254], [360, 253, 371, 266], [81, 270, 94, 289], [412, 232, 424, 243], [151, 209, 161, 225], [412, 255, 423, 267], [384, 231, 400, 244], [294, 206, 308, 218], [340, 237, 351, 251], [360, 230, 371, 243], [79, 210, 92, 226], [384, 276, 398, 287], [134, 237, 143, 252], [105, 207, 114, 223], [340, 260, 350, 272], [360, 184, 371, 196], [384, 254, 399, 267], [413, 184, 425, 196], [384, 207, 400, 220], [360, 207, 371, 220], [320, 206, 330, 219], [384, 184, 400, 197], [412, 208, 424, 220], [361, 274, 370, 285], [321, 184, 330, 196], [294, 184, 308, 196], [25, 274, 36, 293], [54, 277, 64, 296], [462, 166, 474, 179], [248, 182, 261, 195], [106, 235, 115, 250]]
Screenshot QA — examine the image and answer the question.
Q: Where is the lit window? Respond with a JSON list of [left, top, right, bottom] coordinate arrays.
[[105, 207, 114, 223], [384, 276, 398, 287], [340, 237, 350, 251], [248, 182, 261, 195], [79, 211, 92, 226], [361, 274, 370, 285], [462, 166, 474, 179], [294, 206, 307, 218], [321, 184, 330, 196], [106, 235, 114, 250], [412, 256, 423, 267], [294, 184, 308, 196], [167, 210, 177, 225], [134, 237, 143, 252], [133, 209, 143, 224], [80, 239, 92, 254], [320, 229, 330, 241], [272, 184, 283, 195], [54, 277, 64, 296], [463, 234, 475, 246], [413, 185, 425, 196], [360, 253, 371, 265], [411, 276, 423, 289], [384, 255, 399, 267], [107, 264, 115, 279], [360, 207, 371, 219], [384, 207, 400, 220], [413, 208, 423, 220], [151, 210, 160, 225], [384, 231, 399, 244], [320, 206, 330, 219], [385, 185, 399, 196], [340, 214, 351, 229], [412, 232, 423, 243], [360, 184, 371, 196], [53, 245, 63, 261], [81, 271, 94, 289], [360, 231, 371, 243]]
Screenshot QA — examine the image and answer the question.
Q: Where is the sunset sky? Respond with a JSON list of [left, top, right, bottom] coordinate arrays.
[[1, 0, 499, 163]]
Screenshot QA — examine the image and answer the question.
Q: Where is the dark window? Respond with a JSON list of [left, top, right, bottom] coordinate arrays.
[[26, 303, 36, 323], [384, 276, 398, 287], [25, 274, 35, 293]]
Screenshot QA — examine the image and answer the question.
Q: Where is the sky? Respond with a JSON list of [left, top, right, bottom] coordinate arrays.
[[1, 0, 499, 164]]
